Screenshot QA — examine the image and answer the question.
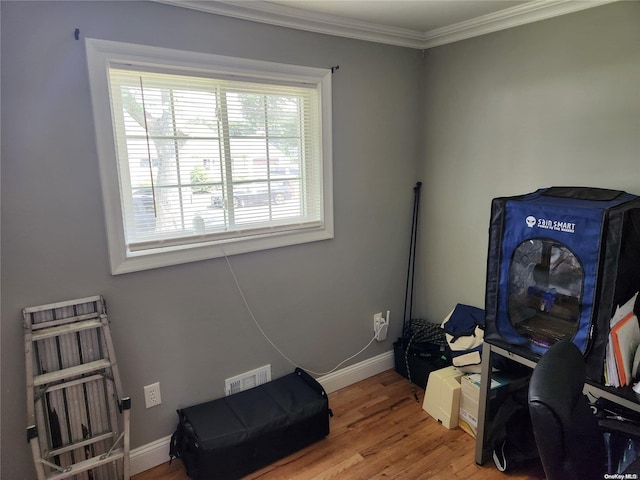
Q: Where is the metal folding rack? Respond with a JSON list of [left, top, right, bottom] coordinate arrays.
[[23, 295, 130, 480]]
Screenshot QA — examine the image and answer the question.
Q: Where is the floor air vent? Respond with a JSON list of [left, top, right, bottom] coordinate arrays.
[[225, 364, 271, 396]]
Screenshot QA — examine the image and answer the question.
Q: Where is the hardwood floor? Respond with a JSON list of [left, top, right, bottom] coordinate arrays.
[[133, 369, 545, 480]]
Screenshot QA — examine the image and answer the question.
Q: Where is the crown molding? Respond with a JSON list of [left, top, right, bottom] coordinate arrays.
[[154, 0, 426, 48], [154, 0, 619, 50], [421, 0, 619, 49]]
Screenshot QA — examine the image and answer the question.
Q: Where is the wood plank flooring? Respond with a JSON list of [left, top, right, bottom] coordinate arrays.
[[133, 369, 545, 480]]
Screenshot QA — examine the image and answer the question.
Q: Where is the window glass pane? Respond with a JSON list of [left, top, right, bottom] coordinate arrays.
[[110, 67, 321, 244]]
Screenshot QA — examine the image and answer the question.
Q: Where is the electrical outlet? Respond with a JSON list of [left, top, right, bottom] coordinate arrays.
[[144, 382, 162, 408], [373, 312, 382, 335], [374, 311, 389, 341]]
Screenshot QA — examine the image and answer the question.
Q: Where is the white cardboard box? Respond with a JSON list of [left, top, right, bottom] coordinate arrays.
[[422, 366, 463, 429], [458, 372, 526, 437]]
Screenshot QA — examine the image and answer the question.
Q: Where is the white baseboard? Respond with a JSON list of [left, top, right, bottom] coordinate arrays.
[[130, 435, 174, 476], [130, 349, 395, 475], [316, 349, 395, 394]]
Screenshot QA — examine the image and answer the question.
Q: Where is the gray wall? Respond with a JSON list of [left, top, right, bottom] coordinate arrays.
[[1, 2, 421, 478], [415, 1, 640, 323]]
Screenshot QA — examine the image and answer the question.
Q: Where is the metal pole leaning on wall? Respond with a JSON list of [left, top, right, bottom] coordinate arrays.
[[402, 181, 422, 338]]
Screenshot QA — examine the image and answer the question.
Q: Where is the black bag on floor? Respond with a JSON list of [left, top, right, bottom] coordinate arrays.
[[170, 368, 332, 480], [393, 322, 451, 391], [487, 384, 540, 472]]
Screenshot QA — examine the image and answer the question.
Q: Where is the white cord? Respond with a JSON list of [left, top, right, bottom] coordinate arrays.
[[223, 251, 377, 377]]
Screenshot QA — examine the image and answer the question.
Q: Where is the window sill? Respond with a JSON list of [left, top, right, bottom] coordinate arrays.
[[109, 225, 334, 274]]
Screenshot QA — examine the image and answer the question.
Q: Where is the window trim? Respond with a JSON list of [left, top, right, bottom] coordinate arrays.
[[85, 39, 333, 274]]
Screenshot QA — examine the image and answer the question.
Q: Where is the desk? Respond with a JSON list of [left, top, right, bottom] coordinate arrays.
[[474, 339, 640, 465]]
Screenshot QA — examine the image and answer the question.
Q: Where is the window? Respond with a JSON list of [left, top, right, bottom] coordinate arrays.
[[86, 39, 333, 274]]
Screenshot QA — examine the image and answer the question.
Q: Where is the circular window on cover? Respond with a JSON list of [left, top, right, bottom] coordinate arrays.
[[507, 238, 583, 348]]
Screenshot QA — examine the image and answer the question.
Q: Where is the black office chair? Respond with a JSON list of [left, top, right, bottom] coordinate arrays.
[[528, 340, 640, 480]]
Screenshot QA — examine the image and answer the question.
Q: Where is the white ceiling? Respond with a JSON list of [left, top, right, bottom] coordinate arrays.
[[156, 0, 618, 49], [269, 0, 532, 33]]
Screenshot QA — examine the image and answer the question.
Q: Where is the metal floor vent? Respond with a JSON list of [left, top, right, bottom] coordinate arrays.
[[225, 364, 272, 396]]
